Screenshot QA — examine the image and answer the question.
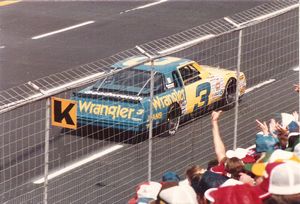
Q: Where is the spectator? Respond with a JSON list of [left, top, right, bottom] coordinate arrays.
[[128, 181, 162, 204], [256, 112, 300, 151], [183, 165, 206, 184], [207, 159, 219, 170], [294, 83, 300, 93], [263, 162, 300, 204], [210, 111, 255, 182], [177, 165, 206, 203], [205, 182, 263, 204], [158, 182, 198, 204], [190, 170, 228, 204]]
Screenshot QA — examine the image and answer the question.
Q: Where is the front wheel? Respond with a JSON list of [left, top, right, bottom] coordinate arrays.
[[221, 78, 237, 109]]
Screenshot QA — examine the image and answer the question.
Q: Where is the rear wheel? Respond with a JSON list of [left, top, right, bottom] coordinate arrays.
[[165, 104, 181, 136]]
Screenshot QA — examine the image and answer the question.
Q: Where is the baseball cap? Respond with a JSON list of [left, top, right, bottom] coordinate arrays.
[[251, 150, 298, 177], [251, 162, 284, 200], [162, 171, 180, 182], [204, 179, 243, 202], [268, 162, 300, 195], [226, 148, 256, 163], [294, 143, 300, 157], [205, 184, 263, 204], [128, 181, 162, 204], [159, 184, 198, 204]]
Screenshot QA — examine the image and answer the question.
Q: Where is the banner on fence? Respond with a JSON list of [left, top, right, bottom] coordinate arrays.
[[51, 97, 77, 129]]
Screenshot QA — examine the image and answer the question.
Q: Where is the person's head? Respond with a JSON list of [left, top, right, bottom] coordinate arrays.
[[207, 159, 219, 170], [185, 165, 206, 183], [278, 135, 289, 149], [191, 170, 228, 197], [224, 157, 245, 180], [287, 134, 300, 151], [268, 162, 300, 196]]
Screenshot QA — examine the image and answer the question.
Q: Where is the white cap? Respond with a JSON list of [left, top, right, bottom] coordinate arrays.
[[268, 149, 294, 163], [226, 148, 248, 159], [159, 184, 198, 204], [294, 143, 300, 157], [269, 162, 300, 195], [137, 181, 162, 200]]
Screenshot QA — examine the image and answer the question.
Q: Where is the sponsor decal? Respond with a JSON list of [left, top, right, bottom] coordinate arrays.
[[166, 83, 175, 89], [79, 101, 137, 120], [152, 89, 185, 110]]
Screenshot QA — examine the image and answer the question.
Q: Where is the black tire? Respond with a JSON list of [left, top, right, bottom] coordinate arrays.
[[166, 104, 181, 136], [222, 78, 237, 109]]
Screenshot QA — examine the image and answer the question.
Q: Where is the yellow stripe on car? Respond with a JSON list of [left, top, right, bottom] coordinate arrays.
[[0, 0, 21, 7]]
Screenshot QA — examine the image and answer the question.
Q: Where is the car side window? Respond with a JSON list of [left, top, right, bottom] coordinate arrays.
[[172, 71, 183, 88], [179, 64, 201, 85], [153, 73, 166, 95]]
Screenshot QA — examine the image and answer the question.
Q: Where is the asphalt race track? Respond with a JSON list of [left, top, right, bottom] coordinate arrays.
[[0, 1, 262, 91], [1, 1, 299, 204]]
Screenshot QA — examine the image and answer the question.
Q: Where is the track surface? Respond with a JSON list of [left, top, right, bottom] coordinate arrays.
[[1, 1, 299, 204]]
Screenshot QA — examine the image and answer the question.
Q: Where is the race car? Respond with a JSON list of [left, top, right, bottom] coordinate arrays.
[[72, 56, 246, 135]]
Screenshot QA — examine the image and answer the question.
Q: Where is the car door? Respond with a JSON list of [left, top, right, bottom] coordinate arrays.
[[177, 63, 211, 114]]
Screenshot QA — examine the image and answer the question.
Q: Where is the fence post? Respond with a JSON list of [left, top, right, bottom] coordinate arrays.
[[135, 46, 154, 181], [44, 97, 50, 204], [233, 29, 243, 150], [298, 2, 300, 116], [148, 59, 154, 181]]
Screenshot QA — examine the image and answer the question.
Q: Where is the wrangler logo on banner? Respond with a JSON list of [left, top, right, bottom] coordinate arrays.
[[51, 97, 77, 129]]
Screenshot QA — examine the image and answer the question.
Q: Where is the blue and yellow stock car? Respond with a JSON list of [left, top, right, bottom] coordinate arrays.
[[73, 56, 246, 135]]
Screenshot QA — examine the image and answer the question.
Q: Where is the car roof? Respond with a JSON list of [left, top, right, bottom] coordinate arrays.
[[112, 55, 194, 74]]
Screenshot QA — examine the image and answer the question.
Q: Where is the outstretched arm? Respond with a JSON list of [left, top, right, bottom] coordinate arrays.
[[211, 111, 226, 162]]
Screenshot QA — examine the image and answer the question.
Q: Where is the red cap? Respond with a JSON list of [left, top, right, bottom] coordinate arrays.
[[206, 184, 263, 204]]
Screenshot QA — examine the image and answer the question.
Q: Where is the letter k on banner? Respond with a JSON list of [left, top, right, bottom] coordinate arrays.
[[51, 97, 77, 129]]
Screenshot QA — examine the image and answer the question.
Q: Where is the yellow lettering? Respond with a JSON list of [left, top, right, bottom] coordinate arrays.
[[170, 92, 178, 102], [116, 105, 121, 116], [89, 104, 95, 113], [136, 109, 144, 115], [93, 105, 101, 115], [153, 97, 162, 110], [162, 95, 172, 107], [79, 101, 92, 112], [128, 109, 135, 119], [120, 108, 129, 118], [108, 106, 117, 119], [79, 101, 139, 119], [101, 105, 108, 115]]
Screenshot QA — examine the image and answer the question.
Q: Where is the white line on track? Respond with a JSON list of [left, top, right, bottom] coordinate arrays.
[[0, 46, 5, 49], [120, 0, 168, 14], [33, 144, 123, 184], [245, 79, 276, 94], [31, 21, 95, 40], [293, 67, 299, 71]]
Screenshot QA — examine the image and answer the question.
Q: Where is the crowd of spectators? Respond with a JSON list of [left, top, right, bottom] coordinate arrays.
[[128, 85, 300, 204]]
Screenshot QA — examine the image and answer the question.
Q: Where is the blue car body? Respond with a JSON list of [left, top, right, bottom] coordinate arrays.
[[72, 56, 246, 132]]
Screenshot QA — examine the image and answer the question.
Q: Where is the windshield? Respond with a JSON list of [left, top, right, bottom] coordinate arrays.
[[92, 69, 165, 96]]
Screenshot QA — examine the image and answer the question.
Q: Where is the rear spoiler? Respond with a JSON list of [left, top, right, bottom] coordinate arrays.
[[73, 91, 143, 104]]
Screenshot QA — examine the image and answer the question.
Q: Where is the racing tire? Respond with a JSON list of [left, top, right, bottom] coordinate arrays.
[[222, 78, 237, 109], [165, 104, 181, 136]]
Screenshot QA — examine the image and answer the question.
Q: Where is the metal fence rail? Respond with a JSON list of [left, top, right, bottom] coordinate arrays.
[[0, 0, 299, 203]]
